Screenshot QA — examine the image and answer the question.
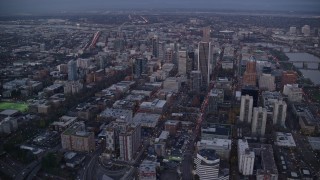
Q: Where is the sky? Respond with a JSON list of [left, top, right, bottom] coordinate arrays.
[[0, 0, 320, 15]]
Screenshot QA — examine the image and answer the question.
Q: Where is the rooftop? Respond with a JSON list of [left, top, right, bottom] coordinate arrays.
[[133, 113, 161, 128], [275, 132, 296, 147]]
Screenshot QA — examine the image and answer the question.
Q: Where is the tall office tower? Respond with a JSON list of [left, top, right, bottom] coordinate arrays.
[[186, 51, 196, 78], [281, 70, 298, 89], [302, 25, 311, 36], [178, 50, 187, 75], [202, 26, 211, 42], [119, 123, 141, 161], [67, 60, 78, 81], [134, 58, 148, 78], [158, 41, 166, 63], [165, 48, 174, 63], [238, 139, 255, 176], [243, 60, 257, 86], [151, 36, 159, 58], [198, 41, 211, 88], [190, 71, 202, 93], [241, 85, 259, 107], [289, 26, 297, 35], [240, 95, 253, 123], [194, 149, 220, 180], [99, 56, 107, 70], [251, 107, 267, 137], [273, 100, 287, 126]]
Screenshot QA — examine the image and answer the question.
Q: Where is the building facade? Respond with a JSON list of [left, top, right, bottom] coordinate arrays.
[[240, 95, 253, 123], [251, 107, 267, 136]]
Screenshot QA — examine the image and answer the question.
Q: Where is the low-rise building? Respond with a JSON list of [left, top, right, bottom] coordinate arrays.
[[50, 116, 78, 132]]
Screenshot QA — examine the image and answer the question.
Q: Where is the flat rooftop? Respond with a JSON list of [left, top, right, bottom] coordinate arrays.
[[198, 139, 231, 149], [308, 137, 320, 150], [133, 113, 161, 128], [275, 132, 296, 147]]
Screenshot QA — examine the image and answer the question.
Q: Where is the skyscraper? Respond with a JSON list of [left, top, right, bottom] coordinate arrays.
[[202, 26, 211, 42], [240, 95, 253, 123], [273, 100, 287, 126], [134, 58, 148, 78], [151, 36, 159, 58], [178, 50, 187, 75], [198, 41, 211, 88], [68, 60, 77, 81], [243, 60, 257, 86], [251, 107, 267, 137], [190, 71, 202, 93]]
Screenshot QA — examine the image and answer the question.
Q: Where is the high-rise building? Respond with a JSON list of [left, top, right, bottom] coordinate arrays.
[[208, 88, 224, 113], [151, 36, 159, 58], [289, 26, 297, 35], [273, 100, 287, 126], [101, 120, 141, 162], [198, 41, 211, 88], [165, 48, 174, 63], [119, 123, 141, 161], [187, 51, 196, 71], [281, 70, 298, 89], [251, 107, 267, 136], [243, 60, 257, 86], [202, 26, 211, 42], [178, 50, 187, 75], [190, 71, 202, 93], [302, 25, 311, 36], [158, 41, 166, 62], [240, 95, 253, 123], [61, 122, 95, 152], [135, 58, 148, 78], [238, 139, 255, 176], [194, 149, 220, 180], [241, 86, 259, 107], [67, 60, 77, 81]]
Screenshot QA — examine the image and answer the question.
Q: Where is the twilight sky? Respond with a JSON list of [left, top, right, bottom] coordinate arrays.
[[0, 0, 320, 15]]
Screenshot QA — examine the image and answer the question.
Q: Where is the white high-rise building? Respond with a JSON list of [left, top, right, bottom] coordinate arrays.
[[238, 139, 255, 176], [194, 149, 220, 180], [251, 107, 267, 136], [302, 25, 311, 36], [178, 50, 187, 75], [273, 100, 287, 126], [240, 95, 253, 123]]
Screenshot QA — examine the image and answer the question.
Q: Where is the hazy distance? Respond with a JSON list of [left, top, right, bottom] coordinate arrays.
[[0, 0, 320, 15]]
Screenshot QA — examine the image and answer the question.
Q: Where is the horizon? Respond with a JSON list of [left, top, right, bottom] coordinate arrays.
[[1, 0, 320, 16]]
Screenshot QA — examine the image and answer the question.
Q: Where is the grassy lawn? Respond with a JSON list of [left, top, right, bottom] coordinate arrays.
[[0, 102, 28, 112]]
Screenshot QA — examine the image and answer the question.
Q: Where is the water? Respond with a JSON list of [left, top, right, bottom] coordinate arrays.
[[286, 52, 320, 85]]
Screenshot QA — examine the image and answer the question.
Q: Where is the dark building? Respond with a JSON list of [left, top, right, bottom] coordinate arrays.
[[241, 85, 259, 107], [134, 58, 148, 78]]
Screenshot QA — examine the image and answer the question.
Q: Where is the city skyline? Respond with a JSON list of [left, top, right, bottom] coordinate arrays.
[[1, 0, 320, 15]]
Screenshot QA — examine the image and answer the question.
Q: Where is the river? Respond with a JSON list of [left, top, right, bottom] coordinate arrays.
[[286, 52, 320, 85]]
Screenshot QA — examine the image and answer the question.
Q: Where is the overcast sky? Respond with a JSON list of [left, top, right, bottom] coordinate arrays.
[[0, 0, 320, 15]]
